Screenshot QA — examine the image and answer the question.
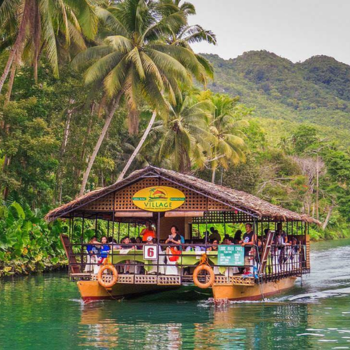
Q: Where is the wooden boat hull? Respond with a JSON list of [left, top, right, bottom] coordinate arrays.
[[78, 276, 297, 302], [77, 280, 179, 303], [212, 277, 297, 301]]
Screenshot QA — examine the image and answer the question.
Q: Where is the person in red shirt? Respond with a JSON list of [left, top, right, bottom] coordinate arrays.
[[141, 221, 156, 242]]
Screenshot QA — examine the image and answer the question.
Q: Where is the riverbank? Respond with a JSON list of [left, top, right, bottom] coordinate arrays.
[[0, 258, 67, 278]]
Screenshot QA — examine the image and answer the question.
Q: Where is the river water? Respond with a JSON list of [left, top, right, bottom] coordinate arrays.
[[1, 239, 350, 349]]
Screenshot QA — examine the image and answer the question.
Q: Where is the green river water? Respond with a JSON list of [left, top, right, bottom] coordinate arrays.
[[1, 239, 350, 349]]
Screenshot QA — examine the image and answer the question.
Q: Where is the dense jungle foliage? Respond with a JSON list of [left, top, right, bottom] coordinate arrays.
[[1, 0, 350, 276]]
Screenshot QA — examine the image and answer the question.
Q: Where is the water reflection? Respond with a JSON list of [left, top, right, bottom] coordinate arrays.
[[1, 239, 350, 349], [77, 300, 318, 349]]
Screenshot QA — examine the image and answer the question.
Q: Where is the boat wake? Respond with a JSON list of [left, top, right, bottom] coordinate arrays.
[[287, 287, 350, 302]]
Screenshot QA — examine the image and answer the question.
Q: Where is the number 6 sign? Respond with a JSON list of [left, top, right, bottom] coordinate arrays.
[[143, 245, 158, 260]]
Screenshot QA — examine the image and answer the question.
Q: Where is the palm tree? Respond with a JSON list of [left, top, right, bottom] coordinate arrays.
[[0, 0, 99, 97], [208, 93, 248, 183], [73, 0, 214, 195], [150, 90, 214, 172]]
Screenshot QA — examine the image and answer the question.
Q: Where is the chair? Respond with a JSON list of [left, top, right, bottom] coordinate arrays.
[[165, 248, 179, 275]]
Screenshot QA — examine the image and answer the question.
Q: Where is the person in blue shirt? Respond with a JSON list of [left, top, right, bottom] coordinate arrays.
[[85, 236, 100, 272], [98, 236, 110, 264], [87, 236, 100, 255]]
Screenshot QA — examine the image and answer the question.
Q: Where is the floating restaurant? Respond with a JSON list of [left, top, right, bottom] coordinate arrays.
[[45, 166, 319, 303]]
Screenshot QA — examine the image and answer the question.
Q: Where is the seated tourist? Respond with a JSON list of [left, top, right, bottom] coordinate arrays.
[[92, 236, 110, 274], [109, 238, 121, 250], [140, 221, 156, 242], [208, 239, 219, 251], [87, 236, 100, 255], [185, 240, 194, 251], [136, 236, 143, 250], [121, 237, 134, 249], [165, 226, 181, 245], [276, 223, 290, 245], [233, 230, 242, 244], [146, 236, 153, 244], [84, 236, 99, 272], [98, 236, 110, 264], [290, 237, 301, 267], [120, 237, 132, 274]]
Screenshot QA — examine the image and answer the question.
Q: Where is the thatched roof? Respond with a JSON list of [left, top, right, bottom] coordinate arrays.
[[45, 166, 320, 224]]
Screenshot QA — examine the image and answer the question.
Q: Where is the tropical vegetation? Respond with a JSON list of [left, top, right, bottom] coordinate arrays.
[[1, 0, 350, 276]]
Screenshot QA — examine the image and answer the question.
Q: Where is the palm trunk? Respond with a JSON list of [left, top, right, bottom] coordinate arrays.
[[55, 100, 74, 203], [117, 110, 157, 182], [2, 155, 11, 200], [33, 2, 41, 84], [0, 52, 15, 94], [211, 167, 216, 183], [322, 206, 334, 231], [79, 96, 121, 197], [5, 60, 17, 103], [0, 0, 33, 94]]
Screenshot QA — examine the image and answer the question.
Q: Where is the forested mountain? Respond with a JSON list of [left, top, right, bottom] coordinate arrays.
[[204, 51, 350, 138]]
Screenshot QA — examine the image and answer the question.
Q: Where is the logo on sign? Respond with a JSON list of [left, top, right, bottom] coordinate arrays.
[[132, 186, 185, 212]]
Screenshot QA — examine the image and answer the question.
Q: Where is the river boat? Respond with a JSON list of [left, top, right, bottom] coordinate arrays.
[[45, 166, 319, 303]]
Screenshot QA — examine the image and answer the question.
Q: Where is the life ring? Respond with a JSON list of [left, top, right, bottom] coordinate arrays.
[[97, 265, 118, 288], [193, 264, 215, 289]]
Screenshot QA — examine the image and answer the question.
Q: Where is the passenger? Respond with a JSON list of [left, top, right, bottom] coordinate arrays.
[[233, 230, 242, 244], [165, 225, 181, 245], [134, 236, 142, 250], [222, 234, 230, 244], [87, 236, 100, 255], [290, 237, 300, 269], [98, 236, 110, 265], [129, 238, 141, 274], [121, 237, 131, 248], [208, 239, 219, 251], [240, 223, 257, 269], [120, 237, 132, 274], [209, 228, 221, 242], [85, 236, 99, 272], [185, 240, 194, 251], [276, 223, 289, 244], [109, 238, 120, 248], [140, 221, 156, 242]]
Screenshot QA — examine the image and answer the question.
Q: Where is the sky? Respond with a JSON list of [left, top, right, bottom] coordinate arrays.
[[189, 0, 350, 64]]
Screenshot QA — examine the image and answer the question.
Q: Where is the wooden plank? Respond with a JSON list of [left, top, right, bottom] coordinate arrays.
[[60, 234, 80, 273], [113, 211, 153, 217], [164, 211, 204, 217]]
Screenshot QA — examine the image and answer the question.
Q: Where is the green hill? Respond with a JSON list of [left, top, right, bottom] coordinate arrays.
[[204, 51, 350, 143]]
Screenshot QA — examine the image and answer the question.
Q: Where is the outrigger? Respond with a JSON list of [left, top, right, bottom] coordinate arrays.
[[45, 166, 319, 303]]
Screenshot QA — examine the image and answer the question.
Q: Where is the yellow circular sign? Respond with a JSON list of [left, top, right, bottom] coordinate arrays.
[[132, 186, 186, 212]]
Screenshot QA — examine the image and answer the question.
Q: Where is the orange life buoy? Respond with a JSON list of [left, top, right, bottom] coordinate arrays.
[[97, 265, 118, 288], [193, 264, 215, 289]]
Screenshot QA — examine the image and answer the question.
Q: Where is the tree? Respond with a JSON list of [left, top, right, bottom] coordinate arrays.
[[150, 90, 214, 172], [0, 0, 99, 97], [207, 93, 248, 183], [74, 0, 214, 195]]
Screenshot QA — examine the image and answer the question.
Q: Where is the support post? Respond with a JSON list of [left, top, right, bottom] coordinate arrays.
[[81, 214, 85, 272], [157, 212, 160, 275]]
